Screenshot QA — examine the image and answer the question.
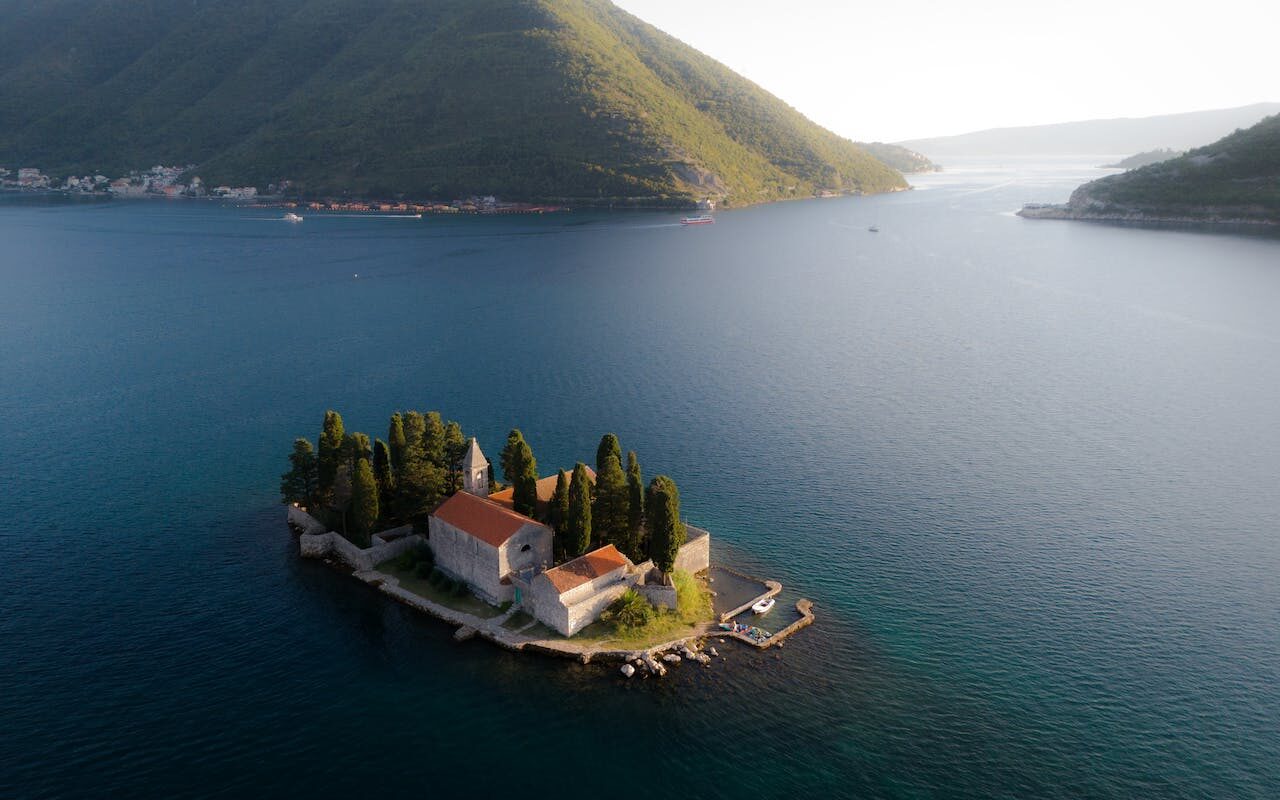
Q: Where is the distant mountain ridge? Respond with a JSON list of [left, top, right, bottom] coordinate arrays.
[[0, 0, 905, 205], [1020, 113, 1280, 225], [899, 103, 1280, 160]]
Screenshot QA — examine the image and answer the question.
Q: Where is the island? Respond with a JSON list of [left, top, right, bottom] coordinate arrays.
[[1019, 113, 1280, 226], [281, 411, 812, 676]]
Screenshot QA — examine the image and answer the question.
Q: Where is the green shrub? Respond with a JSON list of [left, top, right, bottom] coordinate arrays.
[[601, 589, 655, 630]]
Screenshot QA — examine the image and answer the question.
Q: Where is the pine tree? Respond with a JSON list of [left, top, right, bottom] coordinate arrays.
[[443, 420, 467, 492], [372, 438, 394, 512], [592, 452, 629, 550], [567, 462, 593, 558], [280, 438, 319, 507], [397, 456, 445, 528], [596, 433, 622, 475], [646, 475, 686, 583], [626, 451, 645, 562], [317, 410, 345, 505], [549, 469, 571, 561], [350, 457, 380, 546], [388, 413, 407, 473]]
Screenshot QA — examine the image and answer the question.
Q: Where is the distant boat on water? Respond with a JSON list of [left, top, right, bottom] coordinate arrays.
[[283, 212, 303, 223], [681, 215, 714, 225], [868, 225, 879, 232]]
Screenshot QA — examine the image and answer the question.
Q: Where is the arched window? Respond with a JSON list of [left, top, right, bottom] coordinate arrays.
[[520, 544, 532, 553]]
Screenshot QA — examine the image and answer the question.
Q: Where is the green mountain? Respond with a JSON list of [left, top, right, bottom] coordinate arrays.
[[1022, 114, 1280, 224], [0, 0, 905, 206], [856, 142, 939, 174]]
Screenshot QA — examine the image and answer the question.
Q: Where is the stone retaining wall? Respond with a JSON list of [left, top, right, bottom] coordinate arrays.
[[674, 525, 711, 574], [637, 582, 677, 610], [300, 529, 424, 571]]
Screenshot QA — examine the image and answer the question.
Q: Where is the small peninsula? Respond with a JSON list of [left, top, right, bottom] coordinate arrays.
[[281, 411, 811, 675], [1100, 148, 1185, 170], [1019, 113, 1280, 226]]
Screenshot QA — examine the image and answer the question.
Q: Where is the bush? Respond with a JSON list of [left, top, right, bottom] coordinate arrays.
[[601, 589, 655, 631]]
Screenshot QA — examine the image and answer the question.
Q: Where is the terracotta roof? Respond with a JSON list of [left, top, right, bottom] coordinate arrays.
[[542, 544, 630, 595], [489, 467, 596, 511], [432, 491, 538, 548]]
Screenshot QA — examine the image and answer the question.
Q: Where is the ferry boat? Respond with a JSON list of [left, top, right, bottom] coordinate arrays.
[[681, 214, 714, 225]]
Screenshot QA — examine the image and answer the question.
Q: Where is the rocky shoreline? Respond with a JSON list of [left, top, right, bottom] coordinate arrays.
[[1017, 203, 1279, 227]]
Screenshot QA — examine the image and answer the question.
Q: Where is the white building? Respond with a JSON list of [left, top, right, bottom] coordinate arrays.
[[520, 544, 638, 636]]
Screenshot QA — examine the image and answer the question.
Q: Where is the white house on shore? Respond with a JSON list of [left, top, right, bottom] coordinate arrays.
[[519, 544, 636, 636]]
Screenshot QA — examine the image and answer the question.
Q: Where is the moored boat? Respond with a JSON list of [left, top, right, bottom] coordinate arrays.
[[752, 597, 776, 615]]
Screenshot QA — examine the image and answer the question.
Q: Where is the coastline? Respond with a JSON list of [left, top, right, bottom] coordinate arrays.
[[1017, 203, 1279, 227]]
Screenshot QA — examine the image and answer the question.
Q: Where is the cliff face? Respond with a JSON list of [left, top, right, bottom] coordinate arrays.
[[0, 0, 905, 205], [1020, 113, 1280, 225]]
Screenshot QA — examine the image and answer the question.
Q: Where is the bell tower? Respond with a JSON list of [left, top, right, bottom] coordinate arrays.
[[461, 438, 489, 497]]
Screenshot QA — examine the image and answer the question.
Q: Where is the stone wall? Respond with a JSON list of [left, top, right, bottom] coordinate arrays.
[[287, 505, 327, 535], [427, 517, 507, 604], [637, 582, 677, 611], [674, 525, 711, 574], [299, 529, 424, 572]]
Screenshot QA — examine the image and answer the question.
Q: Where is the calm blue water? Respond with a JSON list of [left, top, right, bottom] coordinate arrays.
[[2, 160, 1278, 798]]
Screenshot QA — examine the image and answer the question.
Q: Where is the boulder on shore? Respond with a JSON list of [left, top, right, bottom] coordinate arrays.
[[621, 664, 636, 678]]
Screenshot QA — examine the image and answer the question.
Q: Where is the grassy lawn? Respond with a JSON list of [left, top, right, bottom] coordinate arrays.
[[567, 570, 713, 647], [378, 560, 504, 620]]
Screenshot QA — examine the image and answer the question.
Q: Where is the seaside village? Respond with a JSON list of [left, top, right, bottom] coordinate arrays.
[[281, 412, 811, 671]]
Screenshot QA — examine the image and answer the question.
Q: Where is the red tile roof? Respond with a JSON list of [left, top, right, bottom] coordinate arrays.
[[542, 544, 630, 595], [432, 491, 539, 548], [489, 468, 595, 511]]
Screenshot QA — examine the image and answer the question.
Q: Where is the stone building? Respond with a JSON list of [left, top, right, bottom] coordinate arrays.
[[427, 490, 552, 605], [519, 544, 639, 636], [461, 437, 489, 497]]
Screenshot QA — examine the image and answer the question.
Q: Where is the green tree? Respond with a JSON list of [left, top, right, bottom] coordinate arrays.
[[592, 452, 629, 549], [350, 457, 380, 546], [646, 475, 686, 583], [397, 456, 445, 529], [443, 420, 467, 492], [567, 462, 593, 558], [388, 413, 407, 473], [344, 432, 372, 466], [280, 437, 319, 507], [402, 411, 426, 458], [512, 438, 539, 518], [548, 469, 571, 560], [422, 411, 446, 467], [500, 429, 525, 484], [626, 451, 645, 561], [596, 433, 622, 474], [317, 410, 346, 505], [372, 438, 394, 510]]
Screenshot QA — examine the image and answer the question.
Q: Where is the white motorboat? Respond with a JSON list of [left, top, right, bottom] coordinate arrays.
[[751, 597, 776, 615], [284, 212, 304, 223]]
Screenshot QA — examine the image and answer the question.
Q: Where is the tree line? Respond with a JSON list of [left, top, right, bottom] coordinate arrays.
[[502, 430, 687, 583], [281, 409, 480, 545]]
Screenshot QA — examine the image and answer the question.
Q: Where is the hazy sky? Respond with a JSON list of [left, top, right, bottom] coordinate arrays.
[[613, 0, 1278, 142]]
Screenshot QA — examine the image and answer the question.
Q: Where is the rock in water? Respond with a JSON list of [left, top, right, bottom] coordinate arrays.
[[621, 664, 636, 678], [662, 653, 682, 664]]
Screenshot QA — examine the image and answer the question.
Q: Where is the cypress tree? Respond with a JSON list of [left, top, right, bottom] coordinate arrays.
[[280, 437, 319, 507], [350, 457, 380, 546], [596, 433, 622, 475], [317, 410, 345, 505], [646, 475, 686, 583], [402, 411, 426, 459], [567, 462, 593, 558], [512, 437, 539, 518], [592, 452, 629, 549], [626, 451, 645, 561], [388, 413, 407, 473], [443, 421, 467, 492], [500, 429, 525, 484], [372, 438, 394, 510], [344, 432, 372, 466], [422, 411, 446, 468], [549, 469, 570, 561]]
